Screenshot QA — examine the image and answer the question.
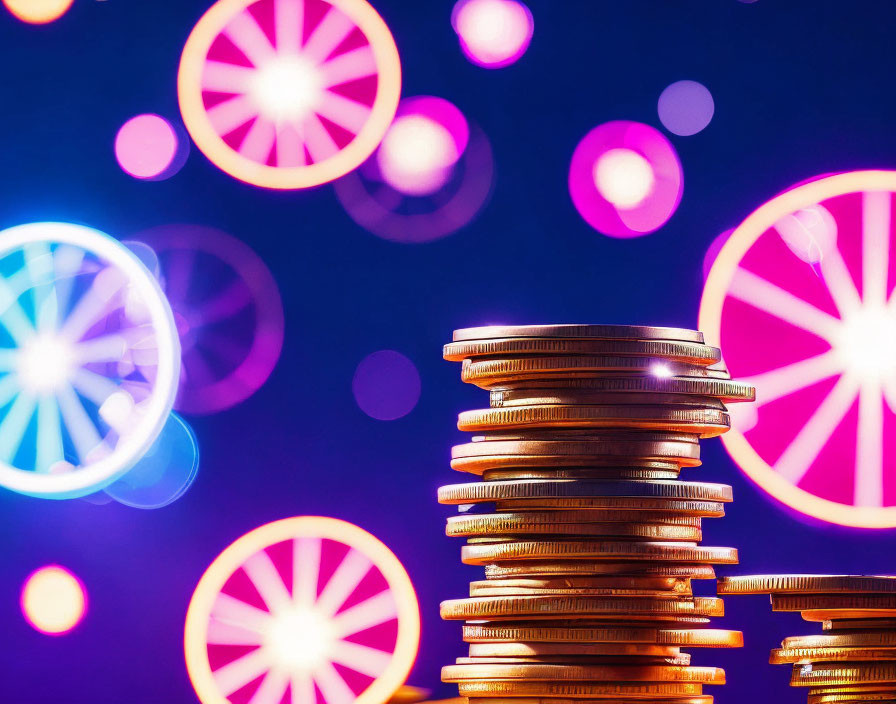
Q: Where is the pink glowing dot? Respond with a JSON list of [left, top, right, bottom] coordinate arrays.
[[657, 80, 715, 137], [115, 114, 180, 180], [703, 229, 734, 280], [21, 565, 86, 635], [377, 96, 469, 196], [452, 0, 534, 69], [353, 350, 421, 421], [569, 121, 683, 238]]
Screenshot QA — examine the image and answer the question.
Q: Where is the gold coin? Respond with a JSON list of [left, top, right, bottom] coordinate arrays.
[[490, 390, 726, 410], [772, 646, 896, 664], [806, 610, 896, 622], [439, 595, 724, 620], [469, 583, 691, 598], [461, 360, 748, 394], [718, 575, 896, 595], [438, 480, 733, 505], [455, 681, 707, 697], [442, 663, 725, 684], [460, 541, 738, 566], [824, 619, 896, 631], [809, 693, 896, 704], [388, 686, 431, 704], [452, 509, 703, 527], [467, 643, 685, 658], [443, 337, 720, 363], [773, 594, 896, 611], [450, 325, 706, 343], [492, 499, 724, 515], [484, 563, 717, 580], [451, 434, 702, 473], [482, 468, 683, 481], [462, 624, 741, 647], [447, 514, 702, 541], [457, 405, 730, 438], [471, 576, 693, 594], [809, 684, 893, 696], [464, 698, 714, 704], [786, 634, 896, 649], [792, 662, 896, 686], [454, 654, 692, 666]]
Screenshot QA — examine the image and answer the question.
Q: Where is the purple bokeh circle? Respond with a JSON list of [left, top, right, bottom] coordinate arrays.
[[657, 80, 715, 136], [568, 120, 683, 238], [352, 350, 421, 421]]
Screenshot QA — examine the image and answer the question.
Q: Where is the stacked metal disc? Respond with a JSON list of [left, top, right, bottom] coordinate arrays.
[[438, 324, 755, 704], [720, 575, 896, 704]]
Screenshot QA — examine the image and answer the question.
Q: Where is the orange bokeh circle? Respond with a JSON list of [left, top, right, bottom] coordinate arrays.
[[184, 516, 420, 704], [178, 0, 401, 189]]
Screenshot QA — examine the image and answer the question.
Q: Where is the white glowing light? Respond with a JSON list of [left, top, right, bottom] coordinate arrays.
[[834, 306, 896, 380], [265, 605, 335, 670], [16, 334, 75, 395], [593, 148, 656, 209], [453, 0, 533, 67], [377, 115, 459, 195], [651, 363, 674, 378], [249, 56, 323, 123], [21, 565, 86, 635]]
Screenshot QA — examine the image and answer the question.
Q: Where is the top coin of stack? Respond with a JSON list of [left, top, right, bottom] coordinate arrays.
[[720, 575, 896, 704], [439, 324, 755, 704]]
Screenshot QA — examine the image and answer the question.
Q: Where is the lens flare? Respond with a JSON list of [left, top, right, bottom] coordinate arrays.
[[3, 0, 73, 24], [451, 0, 534, 68], [569, 121, 683, 238], [21, 565, 86, 635]]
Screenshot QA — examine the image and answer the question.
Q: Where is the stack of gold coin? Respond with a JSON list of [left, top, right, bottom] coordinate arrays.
[[439, 324, 755, 704], [720, 575, 896, 704]]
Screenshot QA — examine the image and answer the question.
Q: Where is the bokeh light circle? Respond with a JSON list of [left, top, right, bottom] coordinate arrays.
[[104, 411, 199, 509], [178, 0, 402, 189], [569, 121, 683, 238], [115, 114, 183, 180], [334, 96, 494, 243], [132, 225, 284, 415], [21, 565, 86, 635], [3, 0, 73, 24], [451, 0, 533, 68], [657, 80, 714, 137], [376, 97, 469, 196], [353, 350, 420, 421], [700, 170, 896, 528], [184, 516, 420, 704], [0, 223, 180, 499]]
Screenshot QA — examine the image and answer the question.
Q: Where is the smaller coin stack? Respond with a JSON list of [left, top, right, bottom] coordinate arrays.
[[439, 324, 755, 704], [720, 575, 896, 704]]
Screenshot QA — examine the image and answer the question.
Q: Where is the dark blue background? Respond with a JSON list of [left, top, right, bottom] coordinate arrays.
[[1, 0, 895, 701]]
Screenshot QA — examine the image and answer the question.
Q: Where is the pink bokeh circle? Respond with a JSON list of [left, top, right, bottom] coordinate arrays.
[[700, 170, 896, 528], [451, 0, 534, 68], [377, 96, 469, 196], [115, 114, 183, 180], [568, 121, 683, 238]]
